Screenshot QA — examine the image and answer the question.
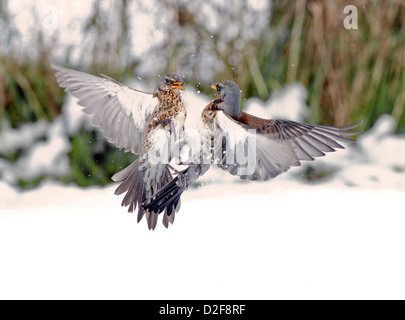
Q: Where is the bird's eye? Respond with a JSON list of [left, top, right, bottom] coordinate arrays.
[[217, 86, 222, 92], [165, 79, 171, 84]]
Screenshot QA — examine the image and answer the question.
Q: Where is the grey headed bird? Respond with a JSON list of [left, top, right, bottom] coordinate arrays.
[[52, 65, 186, 230], [144, 80, 359, 214]]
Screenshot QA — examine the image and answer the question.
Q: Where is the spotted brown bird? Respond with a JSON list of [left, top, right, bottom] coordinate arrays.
[[52, 65, 186, 230], [144, 80, 359, 214]]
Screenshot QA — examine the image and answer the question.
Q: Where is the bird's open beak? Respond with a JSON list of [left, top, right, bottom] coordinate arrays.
[[171, 81, 184, 90], [210, 83, 217, 90]]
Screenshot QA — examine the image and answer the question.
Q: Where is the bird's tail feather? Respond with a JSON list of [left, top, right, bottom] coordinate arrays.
[[113, 160, 179, 230]]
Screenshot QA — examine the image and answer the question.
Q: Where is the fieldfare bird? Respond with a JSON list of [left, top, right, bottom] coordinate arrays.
[[52, 65, 186, 230], [144, 80, 359, 215]]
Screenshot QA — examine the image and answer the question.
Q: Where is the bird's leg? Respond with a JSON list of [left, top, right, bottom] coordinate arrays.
[[165, 164, 190, 191], [166, 163, 182, 176]]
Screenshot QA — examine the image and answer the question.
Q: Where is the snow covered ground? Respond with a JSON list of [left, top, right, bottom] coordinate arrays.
[[1, 175, 404, 300]]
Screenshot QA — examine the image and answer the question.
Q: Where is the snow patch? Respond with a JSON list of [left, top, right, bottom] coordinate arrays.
[[15, 117, 71, 180], [244, 83, 310, 122], [358, 114, 405, 170], [0, 120, 49, 154]]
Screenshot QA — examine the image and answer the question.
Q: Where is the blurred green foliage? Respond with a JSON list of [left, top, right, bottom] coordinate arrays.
[[0, 56, 61, 126], [248, 0, 405, 129], [66, 130, 136, 187], [0, 0, 404, 188]]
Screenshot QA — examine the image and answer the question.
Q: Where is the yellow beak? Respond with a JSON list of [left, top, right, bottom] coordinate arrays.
[[210, 83, 217, 90], [171, 82, 184, 90]]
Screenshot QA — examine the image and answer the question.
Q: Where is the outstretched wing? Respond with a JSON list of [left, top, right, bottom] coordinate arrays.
[[212, 110, 359, 180], [52, 64, 157, 154], [143, 103, 358, 215]]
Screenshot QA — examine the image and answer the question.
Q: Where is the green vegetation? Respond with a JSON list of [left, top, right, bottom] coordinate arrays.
[[66, 130, 137, 187], [249, 1, 405, 129]]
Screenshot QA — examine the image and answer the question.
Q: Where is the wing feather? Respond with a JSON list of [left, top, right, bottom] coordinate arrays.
[[52, 64, 157, 154], [212, 112, 359, 181]]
